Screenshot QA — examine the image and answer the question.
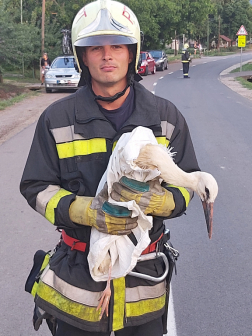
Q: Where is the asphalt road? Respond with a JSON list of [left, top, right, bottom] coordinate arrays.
[[154, 52, 252, 336], [0, 52, 252, 336]]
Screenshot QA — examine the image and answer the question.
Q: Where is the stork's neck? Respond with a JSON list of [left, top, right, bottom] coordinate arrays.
[[159, 160, 198, 192]]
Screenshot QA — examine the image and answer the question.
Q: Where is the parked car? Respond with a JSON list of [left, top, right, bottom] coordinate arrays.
[[138, 51, 156, 76], [148, 50, 168, 71], [45, 56, 80, 93]]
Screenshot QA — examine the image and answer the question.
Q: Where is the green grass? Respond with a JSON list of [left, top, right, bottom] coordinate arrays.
[[4, 76, 40, 84], [235, 76, 252, 90], [0, 90, 39, 110], [167, 54, 181, 62], [231, 62, 252, 73]]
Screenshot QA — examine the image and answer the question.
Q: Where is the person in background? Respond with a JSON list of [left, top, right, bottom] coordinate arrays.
[[40, 52, 51, 85], [194, 41, 198, 55], [181, 43, 191, 78], [198, 42, 203, 57]]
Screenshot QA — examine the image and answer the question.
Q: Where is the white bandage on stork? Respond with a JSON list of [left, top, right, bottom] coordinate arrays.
[[87, 126, 218, 319]]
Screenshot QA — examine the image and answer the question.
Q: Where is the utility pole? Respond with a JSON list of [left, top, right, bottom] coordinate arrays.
[[207, 18, 209, 55], [21, 0, 23, 24], [174, 30, 177, 56], [218, 15, 220, 51], [41, 0, 45, 56]]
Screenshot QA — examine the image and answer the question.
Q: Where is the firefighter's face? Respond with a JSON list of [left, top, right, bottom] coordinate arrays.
[[82, 44, 133, 90]]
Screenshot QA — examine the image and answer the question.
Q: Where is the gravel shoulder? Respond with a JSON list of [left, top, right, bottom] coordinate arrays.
[[0, 91, 69, 145], [219, 61, 252, 101]]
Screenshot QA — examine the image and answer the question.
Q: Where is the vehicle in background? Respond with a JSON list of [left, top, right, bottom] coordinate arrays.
[[148, 50, 168, 71], [45, 56, 80, 93], [138, 51, 156, 76]]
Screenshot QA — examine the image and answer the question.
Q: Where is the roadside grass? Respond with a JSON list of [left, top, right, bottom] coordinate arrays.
[[231, 62, 252, 73], [235, 77, 252, 90], [0, 73, 41, 110], [0, 89, 38, 111]]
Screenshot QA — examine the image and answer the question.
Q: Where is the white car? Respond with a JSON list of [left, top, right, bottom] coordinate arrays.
[[45, 56, 80, 93]]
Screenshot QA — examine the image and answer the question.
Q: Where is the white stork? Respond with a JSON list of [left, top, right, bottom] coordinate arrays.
[[134, 143, 218, 239], [96, 141, 218, 319]]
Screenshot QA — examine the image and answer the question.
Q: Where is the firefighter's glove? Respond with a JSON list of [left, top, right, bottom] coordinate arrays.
[[111, 176, 175, 217], [69, 184, 138, 235]]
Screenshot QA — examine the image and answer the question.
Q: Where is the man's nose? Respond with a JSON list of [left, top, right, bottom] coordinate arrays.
[[103, 46, 112, 60]]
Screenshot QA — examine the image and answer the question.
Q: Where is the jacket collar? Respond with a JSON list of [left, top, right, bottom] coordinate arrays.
[[74, 82, 161, 139]]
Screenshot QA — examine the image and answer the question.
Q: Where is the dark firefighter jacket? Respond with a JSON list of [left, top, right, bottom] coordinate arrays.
[[20, 81, 200, 333], [181, 50, 191, 63]]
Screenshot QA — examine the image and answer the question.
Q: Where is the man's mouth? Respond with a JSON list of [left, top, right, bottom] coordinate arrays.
[[101, 65, 116, 72]]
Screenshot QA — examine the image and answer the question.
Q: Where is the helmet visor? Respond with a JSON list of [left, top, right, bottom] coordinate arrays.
[[74, 34, 137, 47]]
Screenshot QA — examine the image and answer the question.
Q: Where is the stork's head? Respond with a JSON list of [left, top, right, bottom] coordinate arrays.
[[194, 172, 218, 239]]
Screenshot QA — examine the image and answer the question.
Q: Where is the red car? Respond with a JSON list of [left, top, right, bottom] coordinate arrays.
[[138, 51, 156, 76]]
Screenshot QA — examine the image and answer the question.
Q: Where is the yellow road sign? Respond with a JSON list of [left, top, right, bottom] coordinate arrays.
[[238, 35, 246, 48]]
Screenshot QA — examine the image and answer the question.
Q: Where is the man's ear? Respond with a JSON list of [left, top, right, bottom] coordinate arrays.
[[82, 49, 88, 66], [129, 49, 133, 64]]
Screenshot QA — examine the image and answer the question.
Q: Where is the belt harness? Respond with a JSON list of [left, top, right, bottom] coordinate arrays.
[[62, 230, 173, 282]]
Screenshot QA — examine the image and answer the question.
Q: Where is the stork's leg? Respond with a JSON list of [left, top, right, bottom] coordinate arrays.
[[97, 264, 112, 320]]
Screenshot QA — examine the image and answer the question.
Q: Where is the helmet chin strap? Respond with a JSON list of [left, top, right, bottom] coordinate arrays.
[[92, 73, 142, 103], [93, 83, 130, 103]]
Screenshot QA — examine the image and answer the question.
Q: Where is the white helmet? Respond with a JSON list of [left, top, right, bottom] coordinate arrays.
[[72, 0, 141, 75], [184, 43, 189, 49]]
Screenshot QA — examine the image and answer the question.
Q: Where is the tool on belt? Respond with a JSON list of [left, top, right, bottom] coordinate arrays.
[[128, 229, 179, 282]]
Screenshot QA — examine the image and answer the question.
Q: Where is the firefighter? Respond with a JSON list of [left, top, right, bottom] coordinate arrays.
[[181, 43, 191, 78], [20, 0, 200, 335]]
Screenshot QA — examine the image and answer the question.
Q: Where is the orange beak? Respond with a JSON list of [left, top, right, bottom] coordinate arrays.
[[202, 201, 213, 239]]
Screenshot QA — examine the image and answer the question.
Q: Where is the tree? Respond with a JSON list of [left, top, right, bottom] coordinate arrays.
[[221, 0, 252, 39]]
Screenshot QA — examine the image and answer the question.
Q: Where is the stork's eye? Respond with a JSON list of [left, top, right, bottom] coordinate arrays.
[[205, 187, 210, 200]]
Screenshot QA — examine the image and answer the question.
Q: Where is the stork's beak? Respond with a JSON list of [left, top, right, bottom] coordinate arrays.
[[202, 201, 213, 239]]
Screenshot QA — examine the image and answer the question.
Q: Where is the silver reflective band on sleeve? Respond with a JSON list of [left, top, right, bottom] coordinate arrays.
[[36, 185, 61, 216]]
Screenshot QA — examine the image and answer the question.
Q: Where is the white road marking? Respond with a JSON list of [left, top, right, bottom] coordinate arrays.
[[192, 64, 196, 67], [159, 76, 164, 79], [169, 72, 173, 74], [153, 83, 157, 86], [165, 286, 177, 336]]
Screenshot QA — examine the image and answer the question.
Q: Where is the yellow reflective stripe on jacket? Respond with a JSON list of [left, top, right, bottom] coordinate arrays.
[[56, 138, 107, 159], [112, 277, 125, 331], [31, 253, 51, 297], [126, 293, 166, 317], [45, 188, 72, 224], [37, 281, 101, 322], [156, 136, 169, 147], [182, 60, 189, 63], [168, 184, 191, 207], [112, 141, 118, 152]]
